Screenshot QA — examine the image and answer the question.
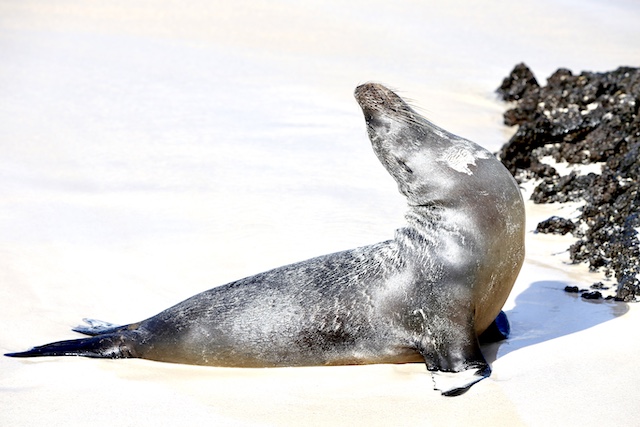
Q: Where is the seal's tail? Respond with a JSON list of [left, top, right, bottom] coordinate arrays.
[[5, 333, 138, 359]]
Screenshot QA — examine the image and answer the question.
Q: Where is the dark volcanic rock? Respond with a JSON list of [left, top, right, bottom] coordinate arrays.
[[536, 216, 576, 235], [531, 172, 598, 204], [581, 291, 603, 300], [497, 63, 640, 302], [497, 62, 540, 102]]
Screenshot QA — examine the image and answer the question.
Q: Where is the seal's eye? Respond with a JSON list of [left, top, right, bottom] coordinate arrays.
[[397, 158, 413, 174]]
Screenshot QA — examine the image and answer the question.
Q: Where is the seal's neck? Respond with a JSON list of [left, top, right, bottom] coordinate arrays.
[[396, 205, 442, 246], [404, 204, 441, 227], [399, 203, 472, 246]]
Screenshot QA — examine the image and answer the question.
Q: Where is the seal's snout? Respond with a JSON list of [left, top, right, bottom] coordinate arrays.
[[354, 82, 388, 109], [354, 82, 384, 98], [354, 83, 412, 122]]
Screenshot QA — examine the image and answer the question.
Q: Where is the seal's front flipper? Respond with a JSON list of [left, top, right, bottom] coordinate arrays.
[[419, 316, 491, 396], [430, 365, 491, 396], [478, 311, 510, 344], [5, 333, 138, 359], [430, 359, 491, 396], [72, 318, 123, 336], [427, 343, 491, 396]]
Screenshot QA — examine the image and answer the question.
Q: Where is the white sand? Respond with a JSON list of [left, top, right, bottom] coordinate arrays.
[[2, 1, 639, 426]]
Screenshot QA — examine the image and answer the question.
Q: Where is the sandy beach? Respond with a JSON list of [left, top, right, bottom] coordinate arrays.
[[2, 1, 639, 425]]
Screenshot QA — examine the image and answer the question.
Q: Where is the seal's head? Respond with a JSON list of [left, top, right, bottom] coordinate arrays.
[[354, 82, 495, 208]]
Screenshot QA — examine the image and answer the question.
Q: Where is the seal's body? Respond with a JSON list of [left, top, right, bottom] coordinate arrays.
[[6, 83, 525, 396]]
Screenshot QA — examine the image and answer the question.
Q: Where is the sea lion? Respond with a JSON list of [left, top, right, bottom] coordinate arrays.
[[6, 83, 525, 396]]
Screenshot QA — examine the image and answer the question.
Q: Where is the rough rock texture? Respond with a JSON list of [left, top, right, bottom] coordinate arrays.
[[536, 216, 576, 235], [497, 63, 640, 302]]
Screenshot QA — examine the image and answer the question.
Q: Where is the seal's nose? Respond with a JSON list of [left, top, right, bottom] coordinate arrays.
[[354, 82, 384, 102]]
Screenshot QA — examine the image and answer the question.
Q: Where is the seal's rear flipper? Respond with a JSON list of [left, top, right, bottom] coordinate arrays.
[[72, 318, 124, 336], [5, 334, 138, 359]]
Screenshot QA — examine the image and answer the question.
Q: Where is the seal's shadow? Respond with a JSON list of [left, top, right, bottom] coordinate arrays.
[[481, 280, 629, 363]]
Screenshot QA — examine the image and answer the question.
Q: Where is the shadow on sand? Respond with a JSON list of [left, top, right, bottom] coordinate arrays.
[[483, 280, 629, 363]]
